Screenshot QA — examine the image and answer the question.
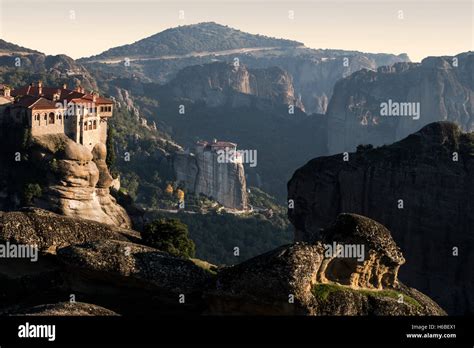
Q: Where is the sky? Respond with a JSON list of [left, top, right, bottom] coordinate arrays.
[[0, 0, 472, 62]]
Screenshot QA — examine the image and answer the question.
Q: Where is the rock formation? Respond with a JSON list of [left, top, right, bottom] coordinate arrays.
[[173, 142, 248, 210], [326, 52, 473, 154], [206, 214, 444, 315], [163, 62, 304, 109], [0, 208, 139, 253], [288, 121, 474, 314], [32, 135, 131, 228], [317, 214, 405, 290], [11, 302, 119, 316], [0, 207, 445, 316]]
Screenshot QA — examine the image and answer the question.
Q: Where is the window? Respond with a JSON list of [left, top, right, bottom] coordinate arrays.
[[93, 120, 97, 129], [48, 112, 55, 125]]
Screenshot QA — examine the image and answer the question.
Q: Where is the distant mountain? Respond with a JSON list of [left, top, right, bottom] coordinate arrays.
[[0, 39, 40, 54], [326, 51, 474, 154], [85, 22, 302, 61], [82, 22, 409, 114], [0, 41, 98, 91]]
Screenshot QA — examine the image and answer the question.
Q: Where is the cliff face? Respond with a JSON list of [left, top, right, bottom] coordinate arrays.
[[173, 148, 248, 210], [239, 51, 410, 114], [287, 122, 474, 314], [326, 52, 473, 154], [165, 62, 303, 109], [35, 136, 131, 228], [0, 133, 132, 229]]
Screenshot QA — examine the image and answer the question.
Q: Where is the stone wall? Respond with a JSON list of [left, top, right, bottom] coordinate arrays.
[[30, 109, 65, 137]]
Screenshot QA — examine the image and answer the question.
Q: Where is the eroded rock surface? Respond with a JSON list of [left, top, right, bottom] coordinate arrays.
[[11, 301, 119, 316], [207, 214, 445, 316], [33, 135, 131, 228]]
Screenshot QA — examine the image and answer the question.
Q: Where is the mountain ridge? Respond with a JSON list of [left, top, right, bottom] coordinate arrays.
[[83, 22, 303, 61]]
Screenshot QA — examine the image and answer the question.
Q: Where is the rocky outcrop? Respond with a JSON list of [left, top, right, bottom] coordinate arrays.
[[317, 214, 405, 290], [173, 144, 248, 210], [0, 208, 139, 253], [33, 135, 131, 228], [164, 62, 304, 109], [11, 302, 119, 316], [57, 239, 212, 295], [206, 214, 444, 315], [238, 50, 410, 114], [326, 52, 473, 154], [0, 208, 444, 316], [0, 208, 139, 313], [288, 121, 474, 314]]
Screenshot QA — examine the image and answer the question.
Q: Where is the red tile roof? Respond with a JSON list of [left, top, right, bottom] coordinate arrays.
[[14, 95, 58, 110], [11, 84, 113, 106]]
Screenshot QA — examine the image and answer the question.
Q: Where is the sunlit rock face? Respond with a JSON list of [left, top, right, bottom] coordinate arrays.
[[32, 135, 131, 228], [326, 52, 473, 155]]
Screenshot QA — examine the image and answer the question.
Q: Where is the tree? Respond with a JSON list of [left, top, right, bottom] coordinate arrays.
[[165, 183, 174, 195], [176, 188, 185, 202], [142, 218, 195, 258], [106, 127, 116, 169], [22, 183, 42, 206]]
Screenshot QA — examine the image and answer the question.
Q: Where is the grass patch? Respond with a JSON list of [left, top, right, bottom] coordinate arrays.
[[191, 258, 218, 276], [312, 283, 421, 308], [312, 283, 349, 301]]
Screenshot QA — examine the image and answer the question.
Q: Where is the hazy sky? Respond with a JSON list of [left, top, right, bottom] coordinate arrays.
[[0, 0, 472, 62]]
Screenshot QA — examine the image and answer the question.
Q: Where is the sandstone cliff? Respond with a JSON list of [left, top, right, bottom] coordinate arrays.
[[288, 121, 474, 314], [326, 52, 473, 154], [173, 147, 248, 210], [163, 62, 304, 109], [31, 135, 132, 228], [0, 129, 132, 229]]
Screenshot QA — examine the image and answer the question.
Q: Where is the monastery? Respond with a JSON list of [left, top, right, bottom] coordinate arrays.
[[0, 81, 113, 151]]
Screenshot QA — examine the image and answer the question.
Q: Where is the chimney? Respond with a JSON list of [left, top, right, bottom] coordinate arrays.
[[63, 83, 67, 90], [53, 89, 61, 101], [3, 86, 10, 98], [38, 81, 43, 95]]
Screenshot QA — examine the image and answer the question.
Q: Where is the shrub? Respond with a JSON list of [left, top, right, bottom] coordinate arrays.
[[142, 218, 195, 258]]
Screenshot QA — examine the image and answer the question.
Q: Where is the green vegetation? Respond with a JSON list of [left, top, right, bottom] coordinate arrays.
[[146, 210, 292, 265], [91, 22, 301, 60], [191, 258, 218, 276], [312, 283, 421, 308], [107, 105, 176, 206], [22, 183, 42, 206], [142, 218, 196, 259]]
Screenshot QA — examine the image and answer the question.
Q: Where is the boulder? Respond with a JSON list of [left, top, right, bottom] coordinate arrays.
[[0, 208, 139, 253], [206, 214, 445, 316], [11, 302, 118, 316]]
